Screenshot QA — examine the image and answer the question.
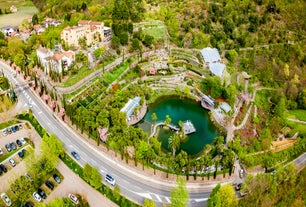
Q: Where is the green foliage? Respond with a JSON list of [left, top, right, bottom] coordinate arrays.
[[119, 32, 129, 45], [83, 163, 93, 183], [90, 167, 102, 189], [10, 175, 35, 204], [143, 199, 156, 207], [208, 183, 238, 207], [143, 34, 154, 47], [170, 178, 189, 207], [111, 36, 121, 49], [239, 164, 304, 207], [168, 133, 180, 157], [201, 76, 224, 98], [38, 197, 74, 207]]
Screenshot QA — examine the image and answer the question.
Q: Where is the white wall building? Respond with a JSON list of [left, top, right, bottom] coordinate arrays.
[[36, 46, 75, 74]]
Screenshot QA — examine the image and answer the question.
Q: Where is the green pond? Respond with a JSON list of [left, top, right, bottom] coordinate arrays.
[[138, 96, 219, 156]]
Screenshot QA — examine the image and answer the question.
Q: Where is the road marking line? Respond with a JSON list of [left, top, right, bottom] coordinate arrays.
[[165, 197, 171, 203], [195, 198, 208, 202], [153, 194, 162, 202], [136, 193, 152, 200], [38, 111, 42, 114]]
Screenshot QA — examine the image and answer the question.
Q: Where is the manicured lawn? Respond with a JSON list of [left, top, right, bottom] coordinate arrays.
[[143, 27, 167, 40], [286, 120, 306, 137], [286, 110, 306, 122], [137, 20, 168, 40], [61, 67, 94, 87]]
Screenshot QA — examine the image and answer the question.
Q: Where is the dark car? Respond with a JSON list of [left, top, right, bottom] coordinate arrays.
[[45, 180, 54, 190], [71, 151, 80, 160], [24, 201, 33, 207], [16, 139, 22, 147], [10, 142, 17, 150], [37, 188, 47, 199], [53, 174, 61, 184], [5, 144, 11, 152], [235, 183, 243, 191], [11, 126, 17, 133], [18, 149, 26, 158], [0, 164, 7, 173], [0, 168, 2, 175]]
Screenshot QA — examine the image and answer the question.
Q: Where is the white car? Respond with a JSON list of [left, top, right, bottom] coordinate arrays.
[[68, 194, 79, 204], [1, 193, 12, 206], [0, 148, 3, 155], [8, 159, 16, 167], [2, 129, 7, 136], [20, 138, 27, 145], [33, 192, 42, 202], [105, 174, 115, 185]]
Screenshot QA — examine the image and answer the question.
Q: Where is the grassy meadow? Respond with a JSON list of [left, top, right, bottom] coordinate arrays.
[[0, 0, 38, 27]]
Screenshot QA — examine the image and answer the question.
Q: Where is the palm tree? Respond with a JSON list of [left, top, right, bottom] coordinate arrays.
[[164, 115, 172, 126], [151, 112, 157, 124], [168, 133, 180, 157]]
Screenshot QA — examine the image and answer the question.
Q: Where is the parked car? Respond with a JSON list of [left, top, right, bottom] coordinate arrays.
[[14, 125, 19, 131], [20, 138, 27, 145], [105, 174, 116, 185], [0, 148, 3, 155], [68, 193, 79, 204], [32, 192, 42, 202], [18, 124, 23, 129], [16, 139, 22, 147], [53, 174, 61, 184], [5, 144, 11, 152], [0, 164, 7, 172], [1, 192, 12, 206], [71, 151, 80, 160], [239, 169, 244, 178], [45, 180, 54, 190], [10, 142, 17, 150], [18, 149, 26, 158], [24, 201, 33, 207], [11, 126, 16, 133], [235, 183, 243, 191], [2, 129, 7, 136], [25, 173, 33, 182], [7, 128, 11, 134], [0, 168, 2, 175], [37, 188, 47, 199], [9, 158, 16, 167]]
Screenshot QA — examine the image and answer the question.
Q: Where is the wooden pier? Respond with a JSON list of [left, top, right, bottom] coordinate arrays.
[[183, 120, 196, 135]]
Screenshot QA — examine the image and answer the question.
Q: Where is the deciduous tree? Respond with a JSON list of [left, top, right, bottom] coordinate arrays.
[[170, 178, 189, 207]]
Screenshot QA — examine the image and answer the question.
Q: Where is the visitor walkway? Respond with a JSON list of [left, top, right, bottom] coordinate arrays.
[[149, 121, 180, 138]]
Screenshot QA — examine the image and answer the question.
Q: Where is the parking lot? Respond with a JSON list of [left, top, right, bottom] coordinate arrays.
[[0, 122, 117, 206], [0, 123, 40, 193]]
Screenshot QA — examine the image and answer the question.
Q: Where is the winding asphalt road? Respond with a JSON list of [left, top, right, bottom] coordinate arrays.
[[1, 61, 214, 206]]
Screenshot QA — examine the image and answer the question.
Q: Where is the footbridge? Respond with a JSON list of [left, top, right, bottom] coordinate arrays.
[[149, 121, 180, 138]]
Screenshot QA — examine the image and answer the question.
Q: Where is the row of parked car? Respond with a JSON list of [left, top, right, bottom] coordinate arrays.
[[1, 124, 23, 136], [3, 138, 26, 153], [0, 173, 61, 206]]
